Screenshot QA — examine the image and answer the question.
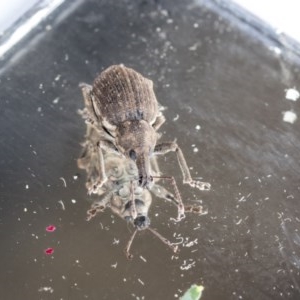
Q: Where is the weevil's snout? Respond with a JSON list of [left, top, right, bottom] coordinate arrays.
[[138, 174, 153, 188], [134, 215, 150, 230]]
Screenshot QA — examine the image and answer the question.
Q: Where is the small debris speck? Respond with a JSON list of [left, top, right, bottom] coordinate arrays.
[[195, 125, 201, 130], [285, 88, 299, 101], [60, 177, 67, 187], [71, 199, 77, 204], [38, 286, 54, 293], [52, 97, 60, 104], [283, 111, 297, 123]]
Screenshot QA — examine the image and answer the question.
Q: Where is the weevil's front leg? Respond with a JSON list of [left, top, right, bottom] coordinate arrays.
[[152, 113, 166, 131], [79, 83, 101, 125], [154, 142, 211, 191]]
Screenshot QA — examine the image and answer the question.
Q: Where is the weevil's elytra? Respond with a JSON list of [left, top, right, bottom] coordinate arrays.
[[79, 64, 211, 221], [93, 65, 158, 125]]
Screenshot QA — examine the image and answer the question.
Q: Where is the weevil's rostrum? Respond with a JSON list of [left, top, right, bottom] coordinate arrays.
[[78, 64, 210, 257]]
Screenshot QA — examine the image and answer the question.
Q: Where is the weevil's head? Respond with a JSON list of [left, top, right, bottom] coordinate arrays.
[[123, 197, 151, 230], [116, 120, 157, 188]]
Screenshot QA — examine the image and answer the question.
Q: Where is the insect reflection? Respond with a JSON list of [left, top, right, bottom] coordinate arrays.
[[78, 124, 204, 259]]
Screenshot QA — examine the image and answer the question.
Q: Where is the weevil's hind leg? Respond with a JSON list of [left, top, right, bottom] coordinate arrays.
[[154, 142, 211, 191], [151, 183, 178, 205], [151, 183, 204, 215], [86, 191, 113, 221], [152, 176, 185, 221]]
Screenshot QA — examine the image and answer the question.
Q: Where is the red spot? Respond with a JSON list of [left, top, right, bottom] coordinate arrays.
[[44, 248, 54, 255], [46, 225, 56, 232]]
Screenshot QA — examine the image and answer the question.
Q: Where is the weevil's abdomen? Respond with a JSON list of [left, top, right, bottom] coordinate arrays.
[[92, 65, 158, 125]]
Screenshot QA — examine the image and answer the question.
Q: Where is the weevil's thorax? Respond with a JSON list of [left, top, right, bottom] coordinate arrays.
[[116, 120, 157, 156]]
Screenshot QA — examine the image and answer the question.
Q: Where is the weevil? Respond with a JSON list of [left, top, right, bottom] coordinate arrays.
[[79, 64, 210, 220], [78, 124, 205, 258]]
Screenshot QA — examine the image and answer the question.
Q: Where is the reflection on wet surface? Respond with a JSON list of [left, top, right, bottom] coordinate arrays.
[[1, 0, 300, 299]]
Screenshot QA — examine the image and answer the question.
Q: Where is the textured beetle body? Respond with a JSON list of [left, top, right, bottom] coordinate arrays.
[[92, 65, 158, 125], [79, 64, 210, 221]]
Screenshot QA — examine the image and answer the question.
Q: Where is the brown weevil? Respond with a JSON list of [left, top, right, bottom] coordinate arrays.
[[79, 64, 210, 221]]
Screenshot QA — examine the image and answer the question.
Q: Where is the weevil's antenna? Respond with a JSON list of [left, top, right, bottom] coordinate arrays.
[[147, 227, 178, 253], [152, 176, 185, 221], [125, 229, 138, 259]]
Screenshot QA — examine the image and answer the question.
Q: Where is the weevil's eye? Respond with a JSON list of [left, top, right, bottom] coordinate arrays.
[[129, 149, 137, 161]]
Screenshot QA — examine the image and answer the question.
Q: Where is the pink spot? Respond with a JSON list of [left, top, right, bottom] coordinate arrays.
[[46, 225, 56, 232], [44, 248, 54, 255]]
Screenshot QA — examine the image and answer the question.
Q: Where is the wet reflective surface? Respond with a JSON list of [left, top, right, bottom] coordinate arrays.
[[1, 0, 300, 299]]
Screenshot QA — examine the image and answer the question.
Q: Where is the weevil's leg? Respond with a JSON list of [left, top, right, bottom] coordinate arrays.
[[130, 181, 137, 220], [86, 191, 113, 221], [150, 156, 161, 177], [147, 227, 178, 253], [87, 140, 121, 195], [125, 229, 138, 259], [151, 183, 178, 205], [79, 83, 99, 124], [152, 113, 166, 131], [154, 142, 211, 191], [152, 176, 185, 221], [151, 183, 205, 215]]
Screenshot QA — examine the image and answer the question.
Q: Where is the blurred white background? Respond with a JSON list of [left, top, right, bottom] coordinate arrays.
[[234, 0, 300, 41]]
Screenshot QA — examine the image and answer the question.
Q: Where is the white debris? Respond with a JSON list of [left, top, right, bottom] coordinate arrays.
[[112, 238, 120, 245], [173, 114, 179, 121], [283, 111, 297, 123], [111, 262, 118, 268], [59, 177, 67, 187], [52, 97, 60, 104], [139, 255, 147, 262], [54, 74, 61, 81], [71, 199, 76, 204], [138, 278, 145, 286], [180, 259, 196, 270], [285, 88, 299, 101], [195, 125, 201, 130], [193, 147, 199, 153], [25, 184, 29, 189], [38, 286, 54, 293], [58, 200, 65, 210]]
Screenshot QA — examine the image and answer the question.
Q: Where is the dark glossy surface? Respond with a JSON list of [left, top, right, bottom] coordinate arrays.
[[1, 0, 300, 299]]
